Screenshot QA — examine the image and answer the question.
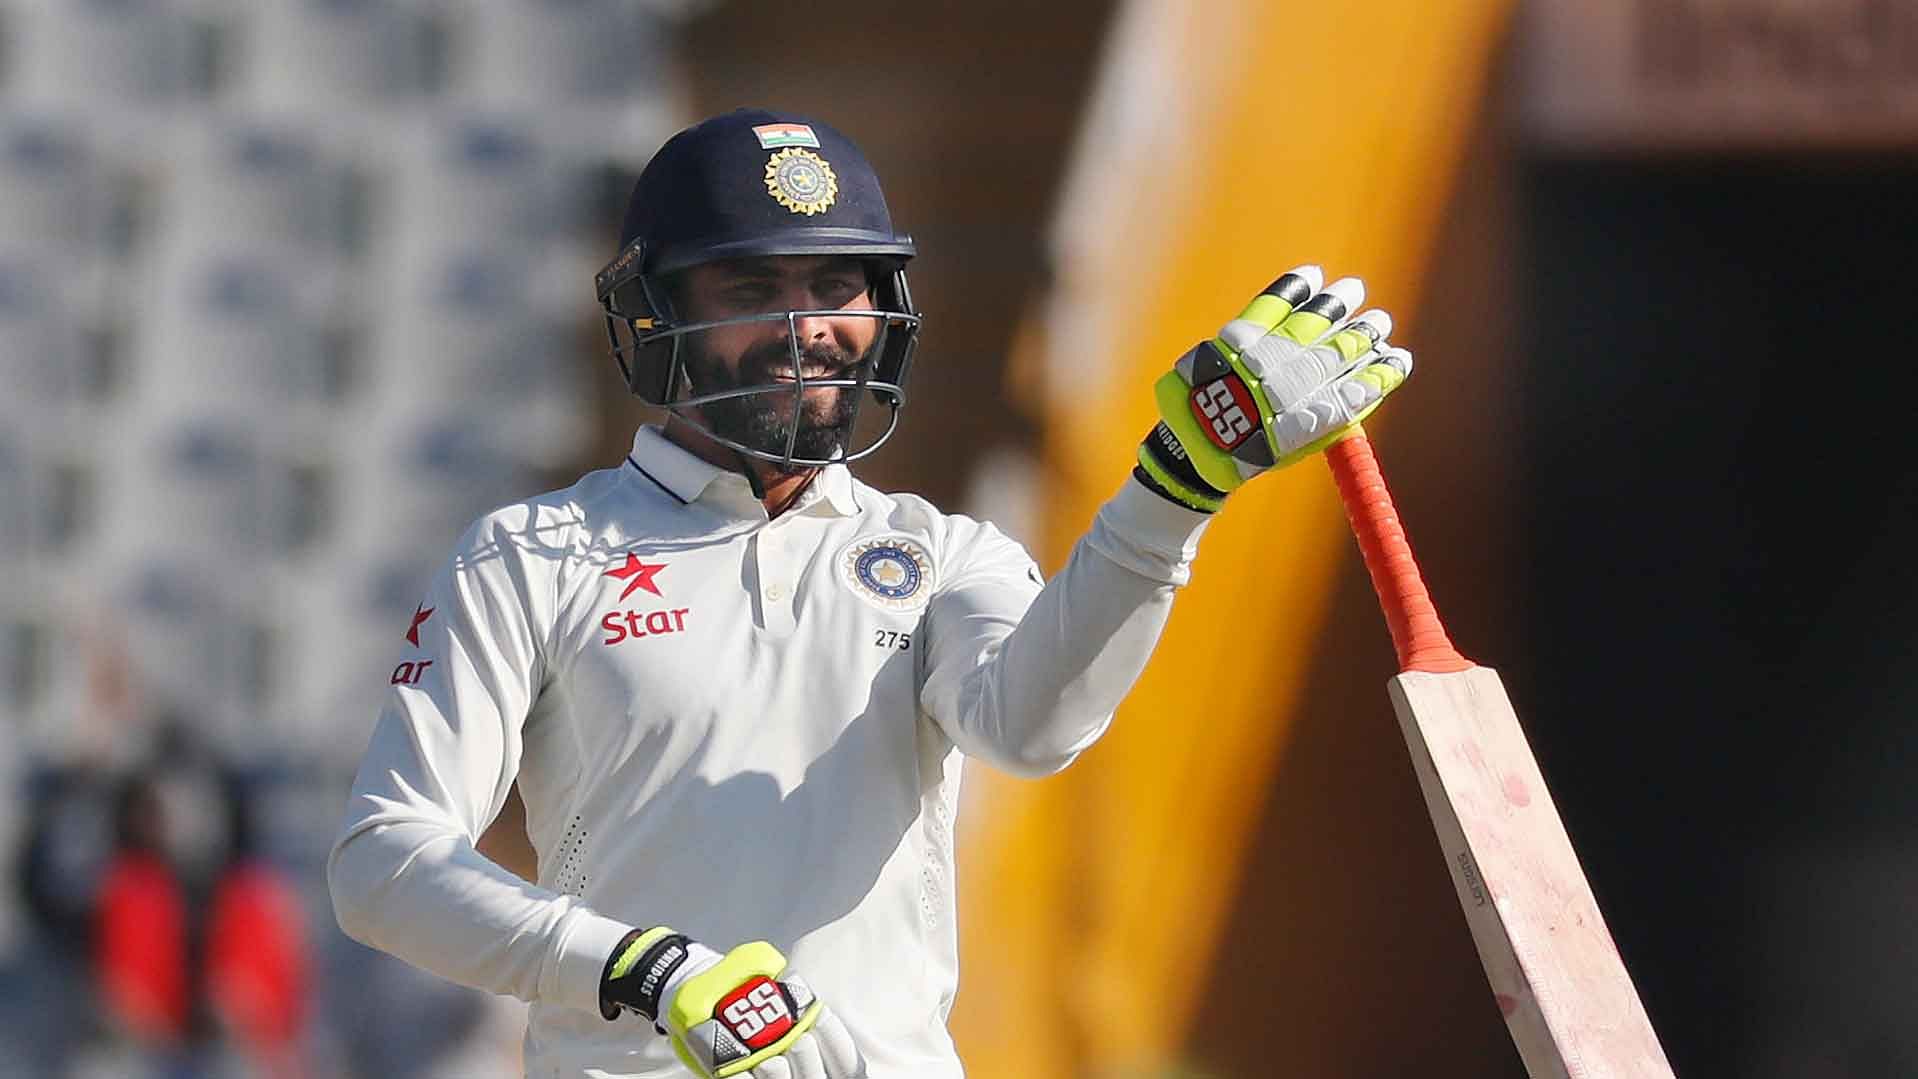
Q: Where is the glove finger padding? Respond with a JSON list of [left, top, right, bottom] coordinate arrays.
[[1245, 307, 1390, 409], [1217, 264, 1319, 353], [809, 1006, 866, 1077], [764, 1031, 822, 1078], [1271, 345, 1412, 457], [1266, 315, 1408, 461]]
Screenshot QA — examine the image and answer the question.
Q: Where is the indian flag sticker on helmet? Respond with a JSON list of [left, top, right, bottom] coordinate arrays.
[[752, 123, 820, 149], [764, 148, 838, 216], [839, 535, 936, 612]]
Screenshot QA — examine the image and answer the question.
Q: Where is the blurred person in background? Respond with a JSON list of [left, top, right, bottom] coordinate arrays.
[[17, 721, 311, 1078], [329, 108, 1415, 1079], [14, 755, 113, 1074], [92, 772, 197, 1053], [202, 771, 310, 1078]]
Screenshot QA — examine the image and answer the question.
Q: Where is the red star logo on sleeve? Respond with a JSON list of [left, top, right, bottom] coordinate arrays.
[[605, 554, 667, 601], [405, 603, 434, 647]]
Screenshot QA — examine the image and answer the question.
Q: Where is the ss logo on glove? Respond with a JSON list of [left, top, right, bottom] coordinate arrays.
[[717, 977, 795, 1049], [1192, 376, 1258, 450]]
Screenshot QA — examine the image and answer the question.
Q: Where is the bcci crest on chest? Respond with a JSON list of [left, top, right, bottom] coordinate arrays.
[[838, 535, 935, 613]]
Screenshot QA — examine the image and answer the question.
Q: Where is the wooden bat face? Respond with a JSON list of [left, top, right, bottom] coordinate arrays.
[[1390, 667, 1673, 1079]]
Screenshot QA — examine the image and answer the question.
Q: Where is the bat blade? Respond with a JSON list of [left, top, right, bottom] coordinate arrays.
[[1389, 667, 1674, 1079]]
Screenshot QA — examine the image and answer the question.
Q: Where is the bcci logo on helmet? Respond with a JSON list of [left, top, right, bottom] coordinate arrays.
[[764, 148, 838, 216]]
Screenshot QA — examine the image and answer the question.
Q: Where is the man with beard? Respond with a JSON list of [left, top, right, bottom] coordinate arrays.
[[329, 110, 1413, 1079], [662, 252, 884, 508]]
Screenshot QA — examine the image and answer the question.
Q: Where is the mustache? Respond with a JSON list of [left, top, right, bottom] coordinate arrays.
[[739, 338, 867, 383]]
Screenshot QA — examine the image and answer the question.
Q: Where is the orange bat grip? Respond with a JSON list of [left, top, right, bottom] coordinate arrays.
[[1325, 431, 1473, 674]]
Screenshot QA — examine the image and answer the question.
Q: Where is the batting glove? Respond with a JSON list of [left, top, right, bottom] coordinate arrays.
[[601, 928, 864, 1079], [1136, 265, 1414, 512]]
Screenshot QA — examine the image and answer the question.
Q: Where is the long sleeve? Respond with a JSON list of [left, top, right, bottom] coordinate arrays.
[[326, 512, 632, 1018], [921, 476, 1210, 777]]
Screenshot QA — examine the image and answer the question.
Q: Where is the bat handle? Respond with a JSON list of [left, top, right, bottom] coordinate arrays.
[[1325, 430, 1473, 674]]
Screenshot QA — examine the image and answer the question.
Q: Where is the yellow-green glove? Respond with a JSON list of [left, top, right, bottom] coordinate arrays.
[[1136, 266, 1413, 512], [601, 928, 863, 1078]]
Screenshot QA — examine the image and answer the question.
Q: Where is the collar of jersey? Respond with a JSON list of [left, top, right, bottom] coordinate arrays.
[[628, 425, 859, 518]]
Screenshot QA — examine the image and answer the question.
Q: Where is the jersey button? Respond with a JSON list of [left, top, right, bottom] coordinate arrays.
[[766, 583, 786, 601]]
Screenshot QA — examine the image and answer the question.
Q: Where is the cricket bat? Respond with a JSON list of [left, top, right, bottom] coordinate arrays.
[[1323, 432, 1675, 1079]]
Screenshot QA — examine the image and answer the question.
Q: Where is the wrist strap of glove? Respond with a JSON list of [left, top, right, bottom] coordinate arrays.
[[601, 926, 692, 1022], [1136, 422, 1226, 513]]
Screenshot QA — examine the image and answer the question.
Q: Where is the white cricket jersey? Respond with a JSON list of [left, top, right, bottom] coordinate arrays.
[[329, 425, 1209, 1078]]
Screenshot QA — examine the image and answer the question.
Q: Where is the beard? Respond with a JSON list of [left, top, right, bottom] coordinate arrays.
[[681, 333, 867, 463]]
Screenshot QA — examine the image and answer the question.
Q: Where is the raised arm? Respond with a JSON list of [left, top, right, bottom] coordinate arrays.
[[919, 479, 1209, 777], [922, 265, 1415, 778]]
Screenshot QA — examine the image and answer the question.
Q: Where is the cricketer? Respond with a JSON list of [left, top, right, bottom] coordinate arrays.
[[328, 109, 1412, 1079]]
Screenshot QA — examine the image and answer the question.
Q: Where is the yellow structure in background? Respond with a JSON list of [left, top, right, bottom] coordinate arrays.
[[948, 1, 1516, 1073]]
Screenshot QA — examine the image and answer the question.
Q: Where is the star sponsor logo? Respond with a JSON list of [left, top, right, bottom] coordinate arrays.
[[601, 607, 692, 646], [605, 553, 667, 600], [838, 534, 935, 612], [599, 552, 687, 645], [404, 602, 434, 647], [394, 601, 438, 684], [390, 659, 434, 686]]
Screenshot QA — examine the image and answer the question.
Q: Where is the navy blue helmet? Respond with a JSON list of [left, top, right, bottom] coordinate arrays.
[[595, 109, 921, 467]]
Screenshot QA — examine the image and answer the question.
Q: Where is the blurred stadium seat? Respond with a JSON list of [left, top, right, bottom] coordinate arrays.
[[0, 427, 26, 583], [99, 560, 248, 732], [0, 120, 111, 257], [0, 258, 87, 410], [223, 0, 436, 109], [0, 429, 96, 571], [373, 113, 570, 269], [362, 248, 589, 459], [333, 409, 541, 548], [2, 0, 206, 106], [95, 416, 270, 559], [259, 541, 437, 762], [156, 120, 357, 257], [132, 250, 342, 426], [0, 261, 104, 575], [446, 0, 668, 106]]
